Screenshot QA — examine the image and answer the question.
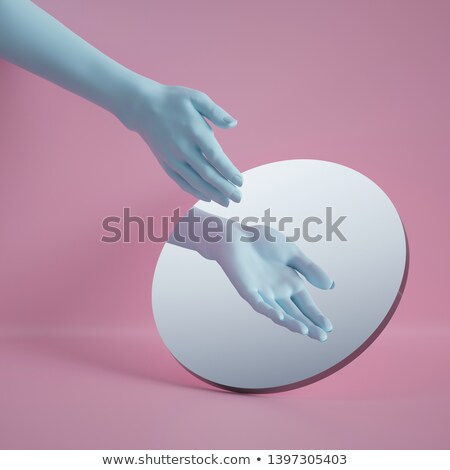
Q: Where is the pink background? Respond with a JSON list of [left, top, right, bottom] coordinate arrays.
[[1, 0, 449, 449]]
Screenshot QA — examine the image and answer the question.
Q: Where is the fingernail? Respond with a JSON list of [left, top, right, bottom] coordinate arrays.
[[217, 198, 229, 207], [330, 281, 335, 290], [223, 116, 236, 124], [231, 174, 243, 186], [230, 190, 242, 203]]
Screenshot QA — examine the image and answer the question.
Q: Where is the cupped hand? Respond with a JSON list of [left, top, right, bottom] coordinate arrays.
[[126, 81, 242, 206], [209, 223, 335, 342]]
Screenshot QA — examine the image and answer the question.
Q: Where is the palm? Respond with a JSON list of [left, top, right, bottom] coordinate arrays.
[[214, 224, 334, 342]]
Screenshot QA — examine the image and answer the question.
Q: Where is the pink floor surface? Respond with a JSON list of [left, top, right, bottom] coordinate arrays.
[[1, 0, 449, 450], [1, 326, 449, 449]]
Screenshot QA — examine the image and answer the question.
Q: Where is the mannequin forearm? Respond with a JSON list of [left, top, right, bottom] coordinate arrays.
[[0, 0, 243, 204], [168, 207, 239, 260], [0, 0, 146, 124]]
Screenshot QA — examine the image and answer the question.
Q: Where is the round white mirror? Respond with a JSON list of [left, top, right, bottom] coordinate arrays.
[[152, 160, 408, 392]]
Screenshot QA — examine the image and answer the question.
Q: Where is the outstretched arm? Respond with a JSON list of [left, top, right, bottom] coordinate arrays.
[[169, 207, 335, 342], [0, 0, 242, 206]]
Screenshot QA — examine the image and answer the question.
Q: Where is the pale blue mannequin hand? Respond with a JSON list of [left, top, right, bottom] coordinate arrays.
[[0, 0, 242, 206], [169, 208, 335, 342], [126, 81, 243, 206]]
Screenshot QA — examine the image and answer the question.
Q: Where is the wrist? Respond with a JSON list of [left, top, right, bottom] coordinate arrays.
[[111, 70, 164, 131], [170, 208, 242, 262], [197, 216, 244, 262]]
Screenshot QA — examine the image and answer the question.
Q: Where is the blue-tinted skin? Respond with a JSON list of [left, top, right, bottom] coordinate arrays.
[[169, 208, 335, 342], [0, 0, 242, 206], [0, 1, 334, 340]]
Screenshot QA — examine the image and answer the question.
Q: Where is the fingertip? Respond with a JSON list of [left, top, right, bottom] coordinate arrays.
[[319, 330, 328, 342], [308, 327, 328, 342], [313, 269, 334, 290], [317, 314, 333, 333], [229, 190, 242, 203], [223, 116, 238, 126], [218, 198, 230, 208], [231, 174, 243, 187], [314, 273, 335, 291], [290, 256, 331, 290]]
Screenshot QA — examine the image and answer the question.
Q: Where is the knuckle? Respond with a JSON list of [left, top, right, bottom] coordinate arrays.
[[190, 126, 204, 141], [201, 165, 216, 180], [191, 90, 208, 103], [240, 288, 256, 301], [174, 85, 191, 98], [288, 278, 303, 293], [207, 149, 221, 162], [175, 141, 193, 159], [168, 156, 183, 170], [271, 316, 283, 326], [295, 283, 306, 293], [199, 91, 210, 101], [203, 143, 214, 154]]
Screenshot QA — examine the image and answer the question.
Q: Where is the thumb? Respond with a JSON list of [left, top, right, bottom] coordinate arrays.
[[190, 91, 237, 128], [288, 250, 335, 290]]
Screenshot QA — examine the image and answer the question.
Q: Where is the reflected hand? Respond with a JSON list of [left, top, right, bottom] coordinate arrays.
[[206, 223, 335, 342]]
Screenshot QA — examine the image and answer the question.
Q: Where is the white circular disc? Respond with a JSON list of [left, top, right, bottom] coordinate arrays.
[[152, 160, 408, 392]]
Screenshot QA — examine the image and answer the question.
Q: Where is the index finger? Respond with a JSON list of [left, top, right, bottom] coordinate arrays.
[[198, 135, 243, 187]]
